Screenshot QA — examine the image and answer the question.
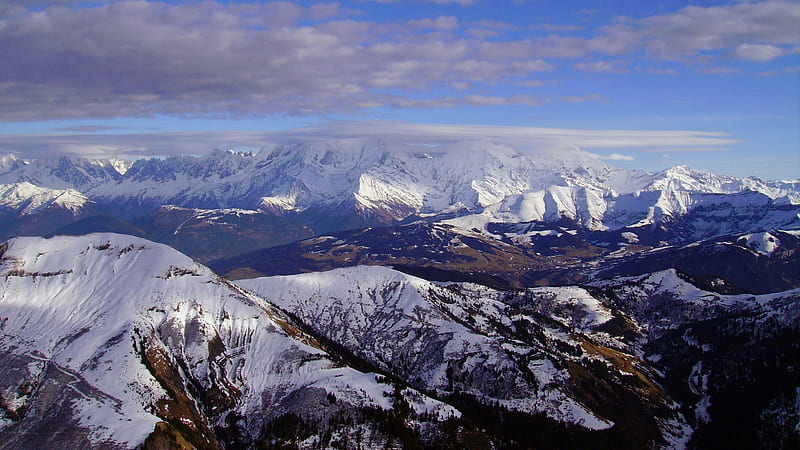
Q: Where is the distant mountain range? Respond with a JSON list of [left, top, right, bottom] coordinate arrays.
[[1, 140, 798, 261]]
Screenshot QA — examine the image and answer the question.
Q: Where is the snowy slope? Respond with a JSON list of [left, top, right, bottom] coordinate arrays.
[[80, 140, 616, 217], [588, 269, 800, 448], [0, 155, 124, 191], [237, 264, 800, 448], [0, 234, 455, 448], [0, 182, 93, 216], [0, 142, 616, 217], [446, 165, 800, 233], [590, 268, 800, 337], [237, 265, 689, 440], [1, 232, 794, 447], [738, 231, 781, 255]]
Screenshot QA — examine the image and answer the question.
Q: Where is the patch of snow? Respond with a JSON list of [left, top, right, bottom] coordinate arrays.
[[621, 232, 639, 243], [738, 232, 781, 255]]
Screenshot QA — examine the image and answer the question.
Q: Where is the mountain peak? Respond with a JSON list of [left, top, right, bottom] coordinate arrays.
[[0, 182, 92, 215], [0, 233, 460, 448]]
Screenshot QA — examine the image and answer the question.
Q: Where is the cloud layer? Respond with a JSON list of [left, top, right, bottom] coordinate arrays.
[[0, 0, 797, 120], [0, 121, 738, 160]]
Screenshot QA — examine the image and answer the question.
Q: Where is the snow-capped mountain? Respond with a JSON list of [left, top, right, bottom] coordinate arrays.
[[0, 182, 107, 240], [2, 142, 608, 215], [1, 139, 798, 265], [0, 182, 93, 216], [1, 232, 797, 448], [0, 154, 127, 192], [2, 140, 795, 233], [0, 139, 796, 449], [239, 265, 800, 449], [594, 229, 800, 294], [0, 234, 458, 448], [236, 266, 687, 444], [445, 164, 800, 233]]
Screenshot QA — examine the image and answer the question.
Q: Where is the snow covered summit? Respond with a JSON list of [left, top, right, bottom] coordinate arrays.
[[0, 233, 455, 448], [0, 140, 797, 240]]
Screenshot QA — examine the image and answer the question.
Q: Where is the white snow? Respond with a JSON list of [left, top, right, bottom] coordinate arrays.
[[237, 265, 614, 430], [621, 232, 639, 243], [0, 182, 91, 215], [440, 161, 799, 233], [526, 286, 615, 330], [0, 234, 455, 448], [738, 232, 781, 255]]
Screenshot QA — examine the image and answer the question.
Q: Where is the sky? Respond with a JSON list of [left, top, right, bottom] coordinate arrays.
[[0, 0, 798, 179]]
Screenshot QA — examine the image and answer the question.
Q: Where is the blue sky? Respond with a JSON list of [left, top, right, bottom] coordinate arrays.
[[0, 0, 798, 179]]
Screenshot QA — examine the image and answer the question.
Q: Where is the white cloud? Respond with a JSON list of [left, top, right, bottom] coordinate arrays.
[[0, 0, 796, 121], [733, 43, 785, 61], [269, 121, 741, 151], [390, 94, 544, 108], [572, 60, 629, 73], [0, 121, 739, 159], [587, 152, 635, 161], [406, 16, 459, 31], [0, 1, 564, 120], [622, 0, 800, 59], [465, 27, 499, 38]]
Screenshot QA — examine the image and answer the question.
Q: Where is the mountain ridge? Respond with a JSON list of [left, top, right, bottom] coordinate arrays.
[[1, 230, 797, 447], [0, 233, 463, 449], [1, 140, 796, 232]]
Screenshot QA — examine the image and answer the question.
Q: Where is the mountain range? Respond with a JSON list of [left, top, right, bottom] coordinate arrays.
[[2, 232, 797, 448], [1, 140, 797, 230], [1, 139, 799, 448]]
